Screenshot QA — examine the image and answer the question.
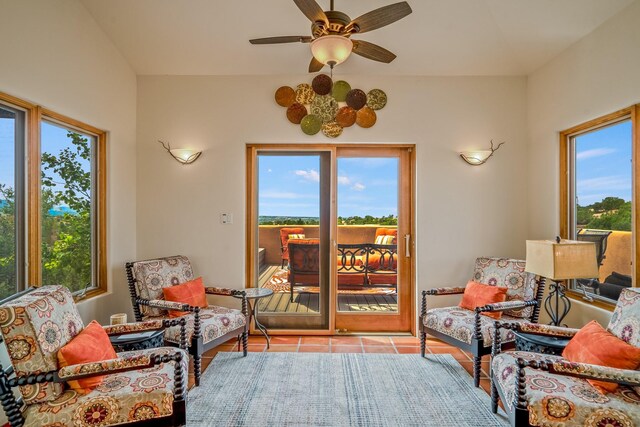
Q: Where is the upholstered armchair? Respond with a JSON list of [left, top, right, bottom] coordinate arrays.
[[0, 286, 188, 427], [126, 255, 248, 386], [279, 227, 305, 268], [419, 257, 546, 386], [491, 288, 640, 427]]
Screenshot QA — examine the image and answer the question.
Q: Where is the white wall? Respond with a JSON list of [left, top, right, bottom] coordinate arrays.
[[136, 75, 528, 322], [0, 0, 138, 323], [527, 0, 640, 327]]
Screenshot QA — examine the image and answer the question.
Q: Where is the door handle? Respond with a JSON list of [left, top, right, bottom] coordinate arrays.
[[404, 234, 411, 258]]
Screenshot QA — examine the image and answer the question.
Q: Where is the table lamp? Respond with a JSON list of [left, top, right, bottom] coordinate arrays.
[[525, 237, 599, 326]]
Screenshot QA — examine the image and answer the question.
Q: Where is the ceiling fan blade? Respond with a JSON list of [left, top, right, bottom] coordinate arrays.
[[349, 2, 412, 34], [352, 40, 397, 63], [309, 57, 324, 73], [293, 0, 329, 25], [250, 36, 312, 44]]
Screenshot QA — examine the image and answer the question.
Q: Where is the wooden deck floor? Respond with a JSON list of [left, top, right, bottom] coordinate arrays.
[[257, 265, 398, 314]]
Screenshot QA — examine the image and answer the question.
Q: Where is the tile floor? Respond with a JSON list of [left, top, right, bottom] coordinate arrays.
[[189, 335, 493, 395]]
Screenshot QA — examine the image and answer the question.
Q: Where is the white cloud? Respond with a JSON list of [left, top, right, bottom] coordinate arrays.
[[577, 175, 631, 192], [294, 169, 320, 182], [267, 168, 272, 173], [576, 148, 616, 160], [351, 183, 366, 191], [260, 190, 316, 199], [338, 176, 351, 185]]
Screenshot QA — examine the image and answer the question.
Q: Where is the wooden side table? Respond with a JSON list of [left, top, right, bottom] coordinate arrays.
[[109, 330, 164, 352], [513, 331, 570, 356]]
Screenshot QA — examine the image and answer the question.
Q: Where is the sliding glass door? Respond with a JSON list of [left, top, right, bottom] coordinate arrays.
[[246, 145, 414, 334]]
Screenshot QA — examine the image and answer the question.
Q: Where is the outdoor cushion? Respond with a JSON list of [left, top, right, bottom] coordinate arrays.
[[57, 320, 118, 393], [492, 351, 640, 427], [162, 277, 208, 317], [154, 306, 246, 345], [0, 285, 84, 404], [130, 255, 195, 317], [458, 281, 508, 319], [374, 228, 397, 244], [472, 257, 537, 318], [424, 306, 527, 346], [23, 347, 188, 427]]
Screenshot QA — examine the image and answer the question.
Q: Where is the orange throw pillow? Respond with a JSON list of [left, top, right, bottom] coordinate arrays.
[[458, 281, 508, 319], [163, 276, 208, 318], [57, 320, 118, 393], [562, 320, 640, 392]]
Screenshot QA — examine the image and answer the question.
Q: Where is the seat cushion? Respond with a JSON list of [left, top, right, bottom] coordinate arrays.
[[130, 256, 195, 317], [153, 306, 246, 345], [492, 351, 640, 427], [473, 257, 537, 318], [0, 286, 84, 404], [23, 347, 188, 427], [424, 307, 527, 346]]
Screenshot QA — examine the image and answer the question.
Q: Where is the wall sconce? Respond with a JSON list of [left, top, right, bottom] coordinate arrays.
[[158, 140, 202, 165], [459, 140, 505, 166]]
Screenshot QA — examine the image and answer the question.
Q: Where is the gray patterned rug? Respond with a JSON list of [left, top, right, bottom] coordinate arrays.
[[187, 352, 508, 426]]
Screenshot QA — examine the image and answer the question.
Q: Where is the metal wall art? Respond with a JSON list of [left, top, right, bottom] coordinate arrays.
[[275, 74, 387, 138]]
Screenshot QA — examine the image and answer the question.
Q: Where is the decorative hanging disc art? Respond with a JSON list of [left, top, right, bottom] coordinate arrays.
[[275, 75, 387, 138]]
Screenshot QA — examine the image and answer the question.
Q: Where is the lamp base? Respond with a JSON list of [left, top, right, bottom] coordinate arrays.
[[544, 280, 571, 327]]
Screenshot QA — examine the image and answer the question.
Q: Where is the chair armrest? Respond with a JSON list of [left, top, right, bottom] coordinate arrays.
[[424, 287, 467, 296], [205, 287, 246, 297], [140, 298, 191, 312], [516, 323, 580, 338], [103, 320, 165, 336], [476, 299, 538, 314], [548, 360, 640, 387], [57, 354, 153, 381]]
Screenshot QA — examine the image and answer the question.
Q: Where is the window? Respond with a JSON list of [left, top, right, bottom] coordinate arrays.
[[560, 105, 639, 305], [0, 92, 106, 300]]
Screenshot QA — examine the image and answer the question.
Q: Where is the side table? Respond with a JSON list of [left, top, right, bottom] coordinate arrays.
[[513, 331, 570, 356], [234, 288, 274, 348], [109, 330, 164, 352]]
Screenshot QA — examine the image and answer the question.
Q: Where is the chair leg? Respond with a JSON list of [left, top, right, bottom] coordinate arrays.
[[491, 379, 499, 413], [420, 331, 426, 357], [473, 356, 481, 387], [194, 354, 202, 387], [241, 331, 248, 357]]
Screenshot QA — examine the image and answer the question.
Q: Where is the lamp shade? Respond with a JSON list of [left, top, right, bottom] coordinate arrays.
[[459, 150, 492, 165], [525, 239, 599, 280], [311, 35, 353, 66]]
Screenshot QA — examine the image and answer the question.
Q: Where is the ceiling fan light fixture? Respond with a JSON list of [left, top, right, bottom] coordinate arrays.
[[311, 35, 353, 67]]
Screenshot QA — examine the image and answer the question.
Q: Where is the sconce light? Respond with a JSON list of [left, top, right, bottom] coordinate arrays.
[[459, 140, 505, 166], [158, 140, 202, 165]]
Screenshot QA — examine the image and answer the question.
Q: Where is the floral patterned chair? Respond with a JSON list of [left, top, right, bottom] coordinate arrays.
[[0, 285, 188, 427], [125, 255, 248, 386], [419, 257, 546, 387], [491, 288, 640, 427]]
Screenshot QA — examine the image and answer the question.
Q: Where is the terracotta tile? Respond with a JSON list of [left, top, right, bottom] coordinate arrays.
[[270, 336, 301, 345], [424, 338, 450, 347], [331, 336, 362, 345], [300, 336, 330, 345], [479, 378, 492, 394], [458, 361, 475, 376], [364, 346, 396, 354], [391, 337, 420, 346], [395, 346, 421, 354], [247, 344, 266, 352], [429, 347, 470, 362], [331, 345, 363, 353], [225, 337, 239, 344], [299, 345, 330, 353], [248, 335, 268, 344], [361, 337, 392, 346], [267, 344, 299, 352]]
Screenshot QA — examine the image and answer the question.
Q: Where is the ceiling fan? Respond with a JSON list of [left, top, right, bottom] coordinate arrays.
[[249, 0, 412, 72]]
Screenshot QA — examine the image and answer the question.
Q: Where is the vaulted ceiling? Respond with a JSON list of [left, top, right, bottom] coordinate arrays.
[[80, 0, 634, 76]]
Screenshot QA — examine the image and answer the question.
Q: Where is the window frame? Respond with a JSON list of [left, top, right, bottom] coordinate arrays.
[[559, 104, 640, 309], [0, 91, 107, 300]]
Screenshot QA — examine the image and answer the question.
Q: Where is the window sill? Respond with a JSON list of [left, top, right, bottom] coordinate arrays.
[[73, 287, 107, 303], [566, 289, 615, 312]]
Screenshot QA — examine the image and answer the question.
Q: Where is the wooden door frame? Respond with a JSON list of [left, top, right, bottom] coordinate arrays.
[[245, 143, 416, 335]]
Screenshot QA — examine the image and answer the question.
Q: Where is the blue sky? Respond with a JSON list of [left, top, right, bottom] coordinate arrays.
[[575, 119, 632, 206], [0, 116, 91, 197], [258, 155, 398, 217]]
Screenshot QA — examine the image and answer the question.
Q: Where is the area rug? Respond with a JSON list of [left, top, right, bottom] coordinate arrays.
[[263, 268, 396, 295], [186, 352, 508, 426]]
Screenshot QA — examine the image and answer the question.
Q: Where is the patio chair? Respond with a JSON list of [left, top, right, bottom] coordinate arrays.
[[419, 257, 546, 387], [126, 255, 247, 386], [491, 287, 640, 427], [0, 286, 188, 427], [279, 227, 305, 268], [577, 229, 612, 266], [288, 240, 320, 302]]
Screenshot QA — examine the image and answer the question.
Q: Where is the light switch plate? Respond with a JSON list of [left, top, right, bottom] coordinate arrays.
[[220, 213, 233, 224]]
